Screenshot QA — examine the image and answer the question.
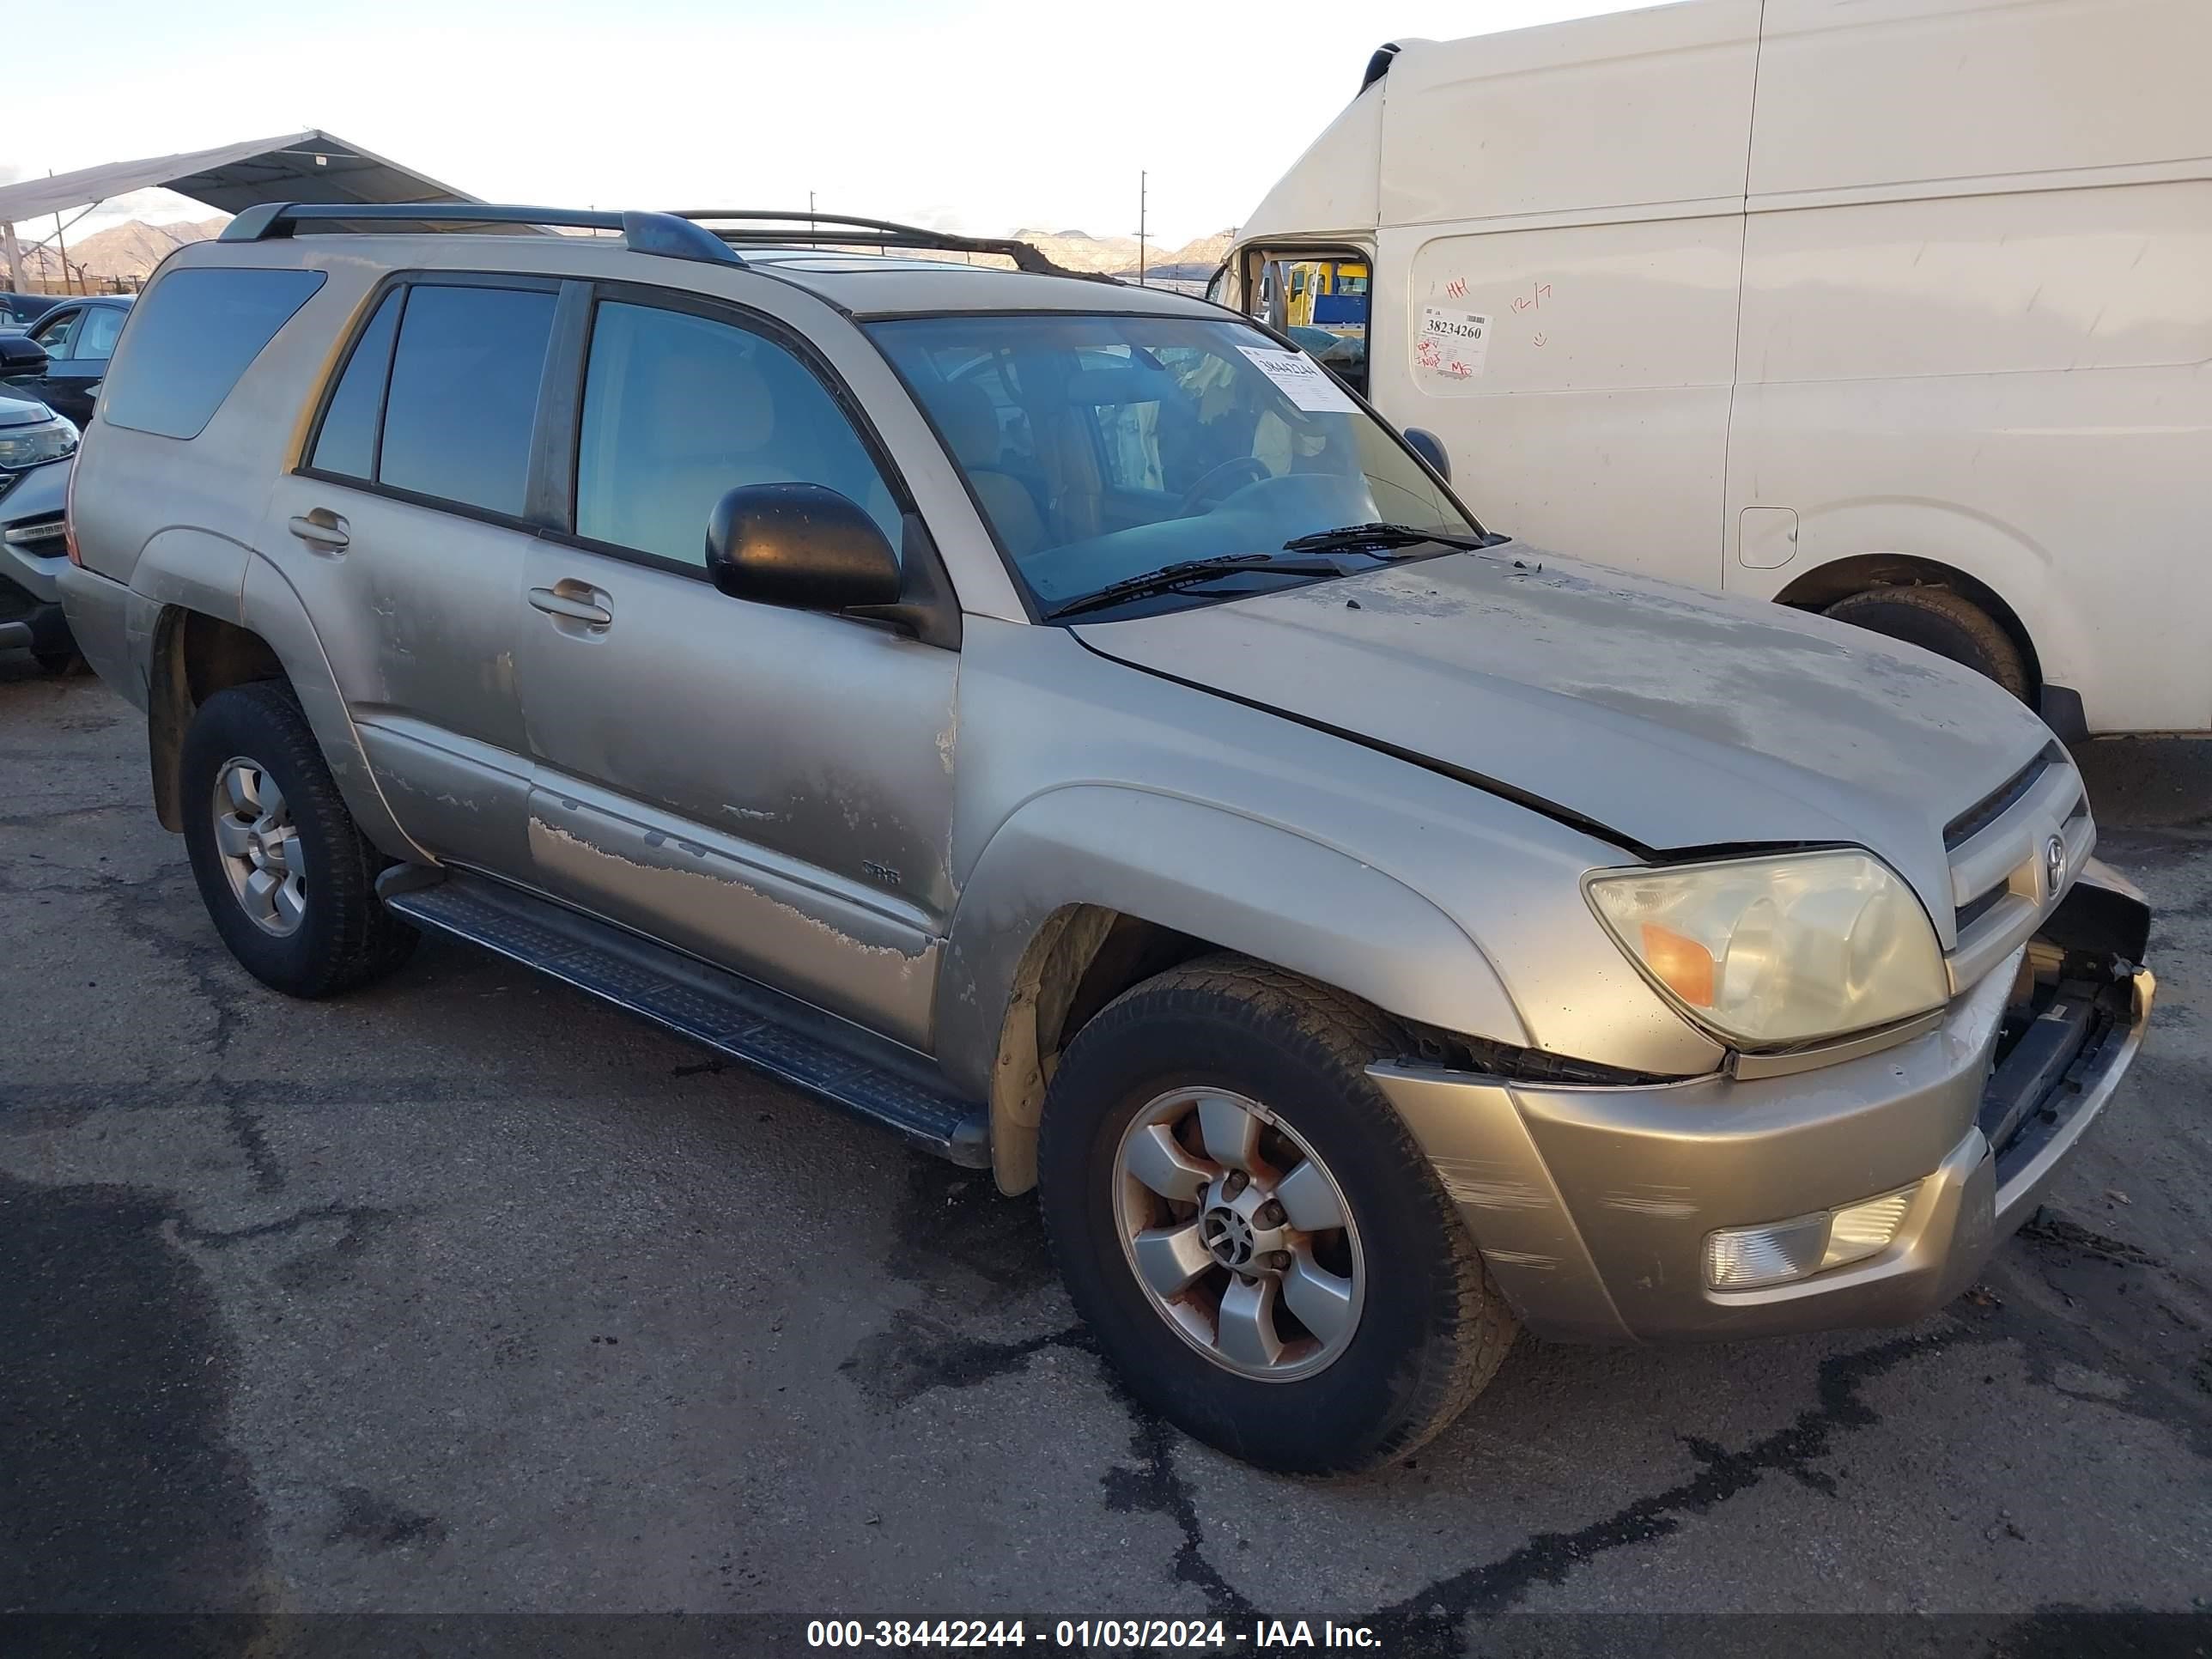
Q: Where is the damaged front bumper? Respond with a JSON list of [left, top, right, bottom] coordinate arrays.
[[1371, 860, 2154, 1344]]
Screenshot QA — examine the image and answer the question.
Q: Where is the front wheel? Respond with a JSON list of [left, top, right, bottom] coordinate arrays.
[[1037, 956, 1516, 1474]]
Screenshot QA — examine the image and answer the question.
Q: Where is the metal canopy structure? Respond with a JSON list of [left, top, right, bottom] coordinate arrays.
[[1, 130, 479, 291]]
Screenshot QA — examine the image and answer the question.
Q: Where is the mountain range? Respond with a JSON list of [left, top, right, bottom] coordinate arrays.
[[1010, 227, 1235, 278], [11, 216, 228, 284]]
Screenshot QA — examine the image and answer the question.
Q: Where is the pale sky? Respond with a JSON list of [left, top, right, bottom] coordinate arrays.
[[11, 0, 1647, 250]]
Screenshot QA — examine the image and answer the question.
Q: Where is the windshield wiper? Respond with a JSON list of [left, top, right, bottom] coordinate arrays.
[[1044, 553, 1352, 620], [1280, 521, 1500, 555]]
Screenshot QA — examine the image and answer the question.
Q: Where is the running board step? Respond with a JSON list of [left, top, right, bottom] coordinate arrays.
[[379, 868, 990, 1167]]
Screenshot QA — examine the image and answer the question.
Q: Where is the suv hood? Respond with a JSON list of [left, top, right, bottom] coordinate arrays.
[[1073, 546, 2056, 929]]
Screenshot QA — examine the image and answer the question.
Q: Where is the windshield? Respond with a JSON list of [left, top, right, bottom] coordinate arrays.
[[867, 314, 1478, 617]]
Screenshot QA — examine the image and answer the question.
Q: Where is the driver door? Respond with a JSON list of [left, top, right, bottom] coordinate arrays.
[[514, 288, 959, 1051]]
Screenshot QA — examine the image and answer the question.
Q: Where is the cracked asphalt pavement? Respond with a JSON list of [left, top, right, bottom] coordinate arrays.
[[4, 658, 2209, 1648]]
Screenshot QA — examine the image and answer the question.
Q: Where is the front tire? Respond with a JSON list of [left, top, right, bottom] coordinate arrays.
[[1037, 955, 1516, 1474], [179, 681, 416, 998]]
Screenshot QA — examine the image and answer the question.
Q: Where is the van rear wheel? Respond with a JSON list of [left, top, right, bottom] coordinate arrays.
[[1036, 954, 1516, 1474], [1823, 585, 2030, 701]]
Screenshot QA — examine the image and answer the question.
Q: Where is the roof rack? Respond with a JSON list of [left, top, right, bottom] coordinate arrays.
[[672, 210, 1122, 284], [216, 203, 1122, 283], [219, 202, 742, 266]]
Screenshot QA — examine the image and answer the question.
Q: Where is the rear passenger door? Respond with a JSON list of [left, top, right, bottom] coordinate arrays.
[[266, 274, 564, 876], [512, 287, 960, 1052]]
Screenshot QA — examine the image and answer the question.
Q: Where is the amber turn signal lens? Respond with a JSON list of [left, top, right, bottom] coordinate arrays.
[[1639, 921, 1716, 1007]]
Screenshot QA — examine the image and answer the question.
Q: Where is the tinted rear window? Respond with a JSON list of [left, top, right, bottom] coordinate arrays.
[[98, 268, 325, 440], [376, 284, 556, 519]]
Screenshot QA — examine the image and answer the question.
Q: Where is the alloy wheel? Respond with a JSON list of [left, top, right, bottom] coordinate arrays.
[[210, 756, 307, 937], [1111, 1087, 1364, 1382]]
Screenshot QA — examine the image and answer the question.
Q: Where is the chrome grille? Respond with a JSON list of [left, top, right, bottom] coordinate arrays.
[[1943, 744, 2093, 994], [1944, 744, 2062, 850]]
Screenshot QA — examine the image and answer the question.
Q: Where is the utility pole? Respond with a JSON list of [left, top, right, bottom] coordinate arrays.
[[1136, 170, 1147, 288]]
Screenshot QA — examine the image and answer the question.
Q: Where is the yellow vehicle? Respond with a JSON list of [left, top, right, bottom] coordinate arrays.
[[1237, 258, 1370, 381], [1283, 258, 1368, 331]]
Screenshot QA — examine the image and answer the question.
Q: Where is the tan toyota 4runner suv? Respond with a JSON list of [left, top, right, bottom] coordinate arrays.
[[59, 204, 2154, 1473]]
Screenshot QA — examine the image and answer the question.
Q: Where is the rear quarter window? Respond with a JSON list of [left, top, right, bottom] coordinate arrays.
[[98, 268, 326, 440]]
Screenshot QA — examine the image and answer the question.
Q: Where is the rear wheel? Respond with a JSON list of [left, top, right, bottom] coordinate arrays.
[[1823, 585, 2030, 700], [1037, 955, 1516, 1474], [33, 649, 86, 676], [179, 681, 416, 998]]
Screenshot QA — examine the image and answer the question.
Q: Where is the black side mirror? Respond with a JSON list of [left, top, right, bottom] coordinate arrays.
[[705, 483, 902, 611], [1402, 427, 1451, 483], [0, 337, 50, 378]]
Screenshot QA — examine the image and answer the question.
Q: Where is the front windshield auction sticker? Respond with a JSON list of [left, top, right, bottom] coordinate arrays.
[[1414, 304, 1492, 386], [1237, 344, 1359, 414]]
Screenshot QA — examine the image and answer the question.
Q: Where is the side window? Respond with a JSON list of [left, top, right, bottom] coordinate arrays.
[[29, 309, 76, 360], [377, 283, 556, 518], [99, 268, 326, 440], [75, 307, 126, 362], [574, 300, 902, 568], [309, 288, 404, 480]]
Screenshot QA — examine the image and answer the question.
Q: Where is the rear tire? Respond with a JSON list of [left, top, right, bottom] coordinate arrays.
[[1822, 585, 2030, 701], [179, 681, 417, 998], [33, 649, 86, 677], [1037, 954, 1516, 1474]]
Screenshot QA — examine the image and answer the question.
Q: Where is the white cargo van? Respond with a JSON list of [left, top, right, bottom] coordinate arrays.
[[1220, 0, 2212, 735]]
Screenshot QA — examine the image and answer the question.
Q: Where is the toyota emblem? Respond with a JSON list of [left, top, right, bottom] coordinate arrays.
[[2044, 834, 2067, 892]]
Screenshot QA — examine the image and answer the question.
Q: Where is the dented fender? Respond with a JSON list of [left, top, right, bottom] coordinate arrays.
[[933, 782, 1529, 1103], [238, 550, 428, 862]]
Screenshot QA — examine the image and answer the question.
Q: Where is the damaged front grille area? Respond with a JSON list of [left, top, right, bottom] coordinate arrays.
[[1978, 868, 2148, 1176], [1943, 744, 2093, 994], [1980, 970, 2124, 1164]]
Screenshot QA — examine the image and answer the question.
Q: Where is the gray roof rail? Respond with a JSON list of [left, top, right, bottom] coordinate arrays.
[[218, 203, 743, 266], [672, 210, 1121, 283]]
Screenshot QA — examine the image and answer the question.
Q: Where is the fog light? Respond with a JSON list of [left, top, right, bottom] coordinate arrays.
[[1705, 1212, 1829, 1290], [1705, 1183, 1919, 1291], [1821, 1187, 1917, 1271]]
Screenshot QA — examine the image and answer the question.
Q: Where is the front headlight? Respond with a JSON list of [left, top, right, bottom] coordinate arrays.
[[0, 414, 77, 471], [1586, 850, 1946, 1049]]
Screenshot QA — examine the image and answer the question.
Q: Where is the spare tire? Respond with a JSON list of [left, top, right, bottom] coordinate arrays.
[[1822, 585, 2031, 701]]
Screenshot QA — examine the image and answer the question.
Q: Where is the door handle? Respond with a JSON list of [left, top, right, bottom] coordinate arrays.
[[288, 511, 349, 550], [528, 585, 612, 627]]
